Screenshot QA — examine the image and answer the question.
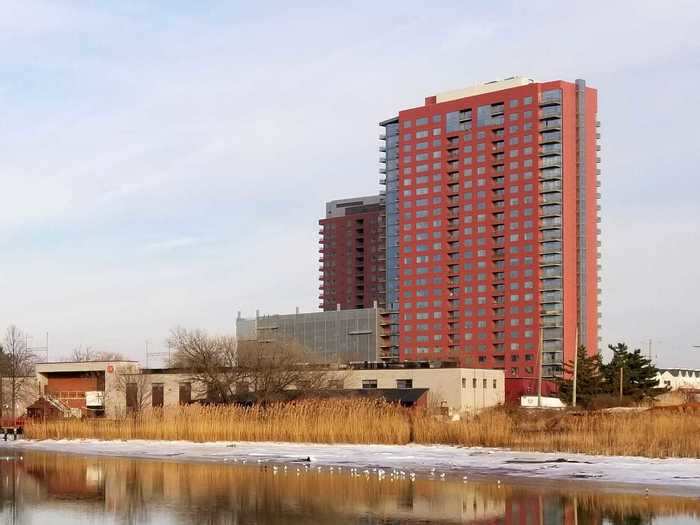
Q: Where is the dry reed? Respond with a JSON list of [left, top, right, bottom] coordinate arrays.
[[23, 400, 700, 458]]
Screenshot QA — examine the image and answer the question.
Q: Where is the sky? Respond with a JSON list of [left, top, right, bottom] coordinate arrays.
[[0, 0, 699, 367]]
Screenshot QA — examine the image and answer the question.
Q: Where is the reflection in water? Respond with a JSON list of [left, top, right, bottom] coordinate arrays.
[[0, 450, 697, 524]]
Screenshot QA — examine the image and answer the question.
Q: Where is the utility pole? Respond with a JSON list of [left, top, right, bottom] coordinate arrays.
[[11, 336, 15, 424], [572, 328, 579, 408], [648, 339, 652, 361], [619, 367, 624, 401], [537, 327, 544, 407]]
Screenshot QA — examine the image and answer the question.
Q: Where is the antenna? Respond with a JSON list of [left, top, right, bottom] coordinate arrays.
[[26, 332, 49, 363], [145, 339, 172, 369]]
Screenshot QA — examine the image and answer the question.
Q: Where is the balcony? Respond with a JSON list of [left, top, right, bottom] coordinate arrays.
[[541, 279, 562, 291], [540, 131, 562, 144], [540, 253, 562, 265], [540, 180, 562, 192], [539, 119, 562, 131], [542, 353, 563, 365], [540, 229, 562, 241], [539, 93, 562, 106], [540, 217, 561, 230], [539, 167, 562, 181], [540, 106, 562, 119], [542, 317, 562, 328], [540, 156, 562, 169], [540, 204, 562, 217], [539, 144, 562, 156], [540, 192, 562, 205]]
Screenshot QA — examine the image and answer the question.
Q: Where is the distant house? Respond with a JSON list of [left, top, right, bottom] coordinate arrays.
[[656, 369, 700, 391]]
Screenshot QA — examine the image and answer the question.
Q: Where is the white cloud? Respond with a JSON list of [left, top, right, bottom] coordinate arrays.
[[0, 1, 698, 368]]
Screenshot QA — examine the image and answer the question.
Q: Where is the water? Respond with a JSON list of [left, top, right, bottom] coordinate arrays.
[[0, 450, 697, 524]]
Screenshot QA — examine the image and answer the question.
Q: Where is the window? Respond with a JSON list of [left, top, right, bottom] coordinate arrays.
[[396, 379, 413, 389], [152, 383, 164, 408], [493, 379, 498, 389], [362, 379, 378, 389], [462, 378, 467, 389], [472, 378, 477, 388], [178, 382, 191, 405], [482, 379, 487, 389], [125, 383, 138, 412]]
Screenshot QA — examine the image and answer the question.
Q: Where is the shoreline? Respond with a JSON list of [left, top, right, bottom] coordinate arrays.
[[4, 438, 700, 496]]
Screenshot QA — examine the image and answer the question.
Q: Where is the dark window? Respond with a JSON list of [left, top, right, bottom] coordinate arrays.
[[482, 379, 487, 389], [152, 383, 164, 408], [396, 379, 413, 389], [126, 383, 137, 412], [362, 379, 378, 389], [179, 382, 191, 405], [472, 378, 477, 389]]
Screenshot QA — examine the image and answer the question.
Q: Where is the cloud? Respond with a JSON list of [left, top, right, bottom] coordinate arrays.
[[146, 237, 202, 252], [0, 1, 698, 369]]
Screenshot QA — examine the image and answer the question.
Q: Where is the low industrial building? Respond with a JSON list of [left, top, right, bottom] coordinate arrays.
[[35, 360, 140, 418], [236, 306, 396, 362], [21, 361, 504, 418]]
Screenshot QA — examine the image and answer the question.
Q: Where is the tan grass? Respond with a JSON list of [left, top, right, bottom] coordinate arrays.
[[23, 401, 700, 458]]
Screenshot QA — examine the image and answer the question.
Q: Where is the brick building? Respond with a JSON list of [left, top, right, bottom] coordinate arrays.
[[319, 195, 386, 310], [379, 77, 601, 399]]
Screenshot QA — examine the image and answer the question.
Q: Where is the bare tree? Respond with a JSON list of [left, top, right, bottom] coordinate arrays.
[[66, 345, 126, 362], [3, 326, 37, 420], [114, 367, 152, 414], [168, 327, 331, 403]]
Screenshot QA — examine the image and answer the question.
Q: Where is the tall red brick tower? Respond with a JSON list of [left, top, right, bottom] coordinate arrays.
[[379, 77, 600, 400]]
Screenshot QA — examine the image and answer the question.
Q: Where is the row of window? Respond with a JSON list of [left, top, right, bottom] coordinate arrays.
[[360, 378, 500, 390], [401, 255, 537, 276], [403, 96, 537, 130]]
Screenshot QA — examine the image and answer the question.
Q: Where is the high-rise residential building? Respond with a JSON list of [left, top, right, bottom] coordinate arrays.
[[318, 195, 386, 311], [380, 77, 601, 398]]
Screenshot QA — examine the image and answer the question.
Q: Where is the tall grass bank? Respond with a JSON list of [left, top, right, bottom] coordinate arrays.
[[24, 400, 700, 459]]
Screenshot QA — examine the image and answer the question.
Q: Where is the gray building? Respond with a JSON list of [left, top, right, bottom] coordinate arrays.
[[236, 307, 391, 363]]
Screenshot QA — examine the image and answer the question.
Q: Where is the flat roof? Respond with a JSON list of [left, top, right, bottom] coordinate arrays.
[[434, 76, 535, 103], [36, 360, 139, 374]]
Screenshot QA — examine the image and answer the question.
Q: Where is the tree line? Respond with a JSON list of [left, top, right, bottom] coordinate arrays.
[[557, 343, 667, 409]]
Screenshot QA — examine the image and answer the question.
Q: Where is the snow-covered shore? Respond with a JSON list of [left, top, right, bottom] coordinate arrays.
[[5, 439, 700, 494]]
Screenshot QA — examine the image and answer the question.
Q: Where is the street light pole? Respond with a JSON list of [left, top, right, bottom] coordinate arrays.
[[572, 328, 579, 408], [537, 327, 544, 408]]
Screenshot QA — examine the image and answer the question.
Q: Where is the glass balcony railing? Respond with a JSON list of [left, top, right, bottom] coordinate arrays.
[[540, 253, 562, 265], [540, 106, 562, 118], [539, 119, 562, 130]]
